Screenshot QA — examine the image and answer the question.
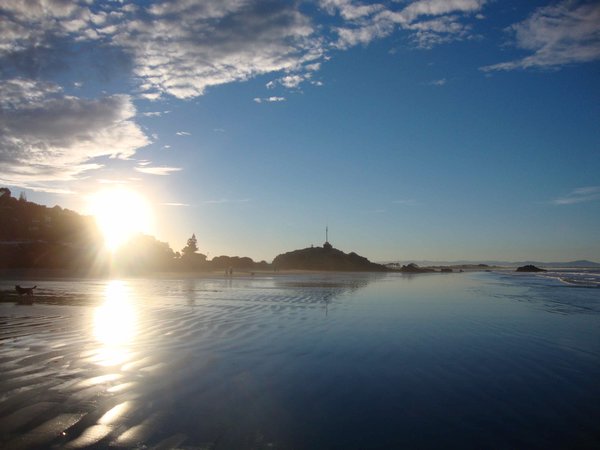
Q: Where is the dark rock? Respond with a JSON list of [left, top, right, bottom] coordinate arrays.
[[516, 265, 546, 272], [272, 245, 388, 272], [399, 263, 435, 273]]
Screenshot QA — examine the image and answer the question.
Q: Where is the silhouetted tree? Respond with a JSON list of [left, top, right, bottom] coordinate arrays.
[[182, 233, 198, 257], [0, 187, 11, 199], [180, 233, 207, 270], [18, 191, 27, 202]]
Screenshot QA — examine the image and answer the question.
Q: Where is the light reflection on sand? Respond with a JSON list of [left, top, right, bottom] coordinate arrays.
[[92, 280, 137, 366], [0, 273, 599, 449]]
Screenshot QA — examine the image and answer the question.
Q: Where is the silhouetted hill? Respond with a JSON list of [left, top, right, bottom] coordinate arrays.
[[516, 265, 546, 273], [273, 244, 388, 272], [0, 188, 99, 244], [0, 188, 105, 272]]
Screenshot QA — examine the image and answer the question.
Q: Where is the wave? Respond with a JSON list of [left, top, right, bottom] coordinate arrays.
[[539, 270, 600, 288]]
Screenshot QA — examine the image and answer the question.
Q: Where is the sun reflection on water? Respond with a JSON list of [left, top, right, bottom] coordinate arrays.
[[92, 280, 138, 366]]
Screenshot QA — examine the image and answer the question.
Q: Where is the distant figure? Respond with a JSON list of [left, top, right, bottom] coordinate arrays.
[[15, 285, 36, 296], [229, 267, 233, 276]]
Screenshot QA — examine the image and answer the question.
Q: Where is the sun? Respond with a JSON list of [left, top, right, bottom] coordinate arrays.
[[87, 187, 154, 251]]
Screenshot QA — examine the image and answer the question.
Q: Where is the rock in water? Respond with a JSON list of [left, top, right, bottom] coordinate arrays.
[[516, 265, 546, 272]]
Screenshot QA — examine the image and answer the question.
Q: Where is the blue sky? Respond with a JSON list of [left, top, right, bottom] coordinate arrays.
[[1, 0, 599, 262]]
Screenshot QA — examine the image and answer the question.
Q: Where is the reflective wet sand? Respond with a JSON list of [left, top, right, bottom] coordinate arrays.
[[1, 273, 599, 449]]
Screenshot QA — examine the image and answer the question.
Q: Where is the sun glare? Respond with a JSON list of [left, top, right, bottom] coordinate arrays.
[[92, 280, 138, 366], [88, 188, 154, 251]]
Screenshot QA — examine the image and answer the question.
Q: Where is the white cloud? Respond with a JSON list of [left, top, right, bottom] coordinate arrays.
[[254, 96, 286, 103], [553, 186, 600, 205], [142, 111, 166, 117], [161, 202, 190, 207], [135, 166, 183, 176], [482, 1, 600, 71], [400, 0, 486, 23], [111, 0, 324, 99], [280, 74, 307, 88], [0, 0, 489, 107], [0, 0, 85, 51], [321, 0, 385, 21], [330, 0, 486, 50], [267, 71, 316, 89], [0, 78, 149, 190], [176, 131, 191, 136]]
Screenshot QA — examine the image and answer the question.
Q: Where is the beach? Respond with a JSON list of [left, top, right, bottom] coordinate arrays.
[[1, 271, 599, 449]]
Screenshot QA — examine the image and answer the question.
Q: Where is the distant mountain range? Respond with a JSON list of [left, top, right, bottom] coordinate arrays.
[[382, 260, 600, 268]]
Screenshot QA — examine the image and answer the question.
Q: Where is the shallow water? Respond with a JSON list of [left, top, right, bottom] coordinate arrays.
[[0, 272, 599, 449]]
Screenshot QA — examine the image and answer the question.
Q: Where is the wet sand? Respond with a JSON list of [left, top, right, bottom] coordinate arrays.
[[1, 273, 599, 449]]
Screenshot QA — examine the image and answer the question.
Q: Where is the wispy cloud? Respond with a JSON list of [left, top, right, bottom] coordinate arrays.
[[329, 0, 487, 50], [161, 202, 190, 207], [392, 199, 418, 206], [176, 131, 191, 136], [482, 1, 600, 71], [268, 74, 311, 89], [254, 96, 286, 104], [143, 110, 170, 117], [552, 186, 600, 205], [427, 78, 447, 86], [135, 166, 182, 176]]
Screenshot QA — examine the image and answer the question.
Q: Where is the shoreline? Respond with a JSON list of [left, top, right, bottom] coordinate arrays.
[[0, 265, 505, 281]]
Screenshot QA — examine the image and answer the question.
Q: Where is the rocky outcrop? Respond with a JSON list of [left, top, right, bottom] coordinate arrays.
[[516, 265, 546, 272], [272, 245, 388, 272], [399, 263, 435, 273]]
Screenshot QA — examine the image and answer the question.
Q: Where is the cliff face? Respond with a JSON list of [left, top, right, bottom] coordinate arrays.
[[272, 245, 388, 272]]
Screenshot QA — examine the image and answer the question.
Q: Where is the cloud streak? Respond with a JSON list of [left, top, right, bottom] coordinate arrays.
[[161, 202, 190, 207], [254, 96, 286, 104], [552, 186, 600, 205], [135, 166, 183, 176], [482, 1, 600, 71]]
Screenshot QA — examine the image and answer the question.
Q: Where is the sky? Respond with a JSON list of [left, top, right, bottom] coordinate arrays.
[[1, 0, 599, 263]]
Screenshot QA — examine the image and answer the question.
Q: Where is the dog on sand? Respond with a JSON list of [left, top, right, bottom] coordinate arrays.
[[15, 285, 37, 296]]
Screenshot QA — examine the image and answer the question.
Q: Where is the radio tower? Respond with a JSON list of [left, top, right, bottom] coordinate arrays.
[[324, 225, 332, 250]]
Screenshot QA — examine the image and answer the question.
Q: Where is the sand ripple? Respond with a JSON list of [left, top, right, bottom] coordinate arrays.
[[0, 273, 598, 449]]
